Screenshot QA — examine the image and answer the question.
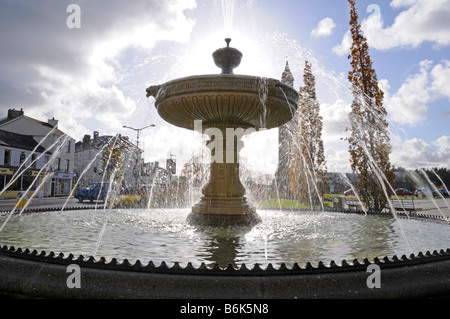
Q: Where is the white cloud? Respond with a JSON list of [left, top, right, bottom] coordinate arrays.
[[374, 0, 450, 49], [332, 31, 351, 56], [435, 136, 450, 152], [321, 99, 351, 140], [320, 99, 352, 172], [391, 136, 450, 168], [382, 61, 432, 126], [311, 18, 336, 38], [333, 0, 450, 55], [430, 60, 450, 100], [381, 60, 450, 126]]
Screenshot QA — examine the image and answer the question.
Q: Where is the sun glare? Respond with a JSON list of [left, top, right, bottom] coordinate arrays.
[[176, 30, 275, 79]]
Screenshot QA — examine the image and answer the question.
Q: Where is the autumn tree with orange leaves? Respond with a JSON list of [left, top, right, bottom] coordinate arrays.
[[289, 61, 327, 207], [346, 0, 395, 212]]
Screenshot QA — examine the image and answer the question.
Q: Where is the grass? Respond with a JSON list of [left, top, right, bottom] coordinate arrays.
[[257, 198, 313, 210], [113, 194, 144, 208]]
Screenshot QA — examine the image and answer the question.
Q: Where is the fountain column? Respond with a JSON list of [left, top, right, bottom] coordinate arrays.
[[189, 125, 260, 225]]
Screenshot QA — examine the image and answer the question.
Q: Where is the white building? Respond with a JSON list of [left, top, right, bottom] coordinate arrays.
[[0, 109, 75, 197], [74, 132, 142, 191], [75, 132, 177, 193], [0, 130, 52, 198]]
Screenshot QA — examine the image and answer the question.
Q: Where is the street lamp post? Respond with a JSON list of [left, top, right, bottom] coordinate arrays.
[[122, 124, 156, 150], [123, 124, 156, 188]]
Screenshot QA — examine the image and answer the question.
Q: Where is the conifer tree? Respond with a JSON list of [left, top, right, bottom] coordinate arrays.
[[289, 61, 327, 206], [346, 0, 395, 212]]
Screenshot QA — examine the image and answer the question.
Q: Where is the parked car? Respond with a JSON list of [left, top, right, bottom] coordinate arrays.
[[394, 188, 413, 196], [76, 182, 116, 203], [415, 188, 433, 197], [344, 188, 359, 196], [433, 189, 450, 198]]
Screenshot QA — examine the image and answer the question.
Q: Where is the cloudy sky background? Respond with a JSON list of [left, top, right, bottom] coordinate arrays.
[[0, 0, 449, 176]]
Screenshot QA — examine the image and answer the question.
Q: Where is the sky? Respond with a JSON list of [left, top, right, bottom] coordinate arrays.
[[0, 0, 449, 176]]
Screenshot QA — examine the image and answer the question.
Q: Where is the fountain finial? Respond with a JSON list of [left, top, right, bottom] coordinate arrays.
[[213, 38, 243, 75]]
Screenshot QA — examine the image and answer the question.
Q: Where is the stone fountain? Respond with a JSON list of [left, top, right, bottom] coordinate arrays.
[[0, 39, 449, 300], [146, 39, 298, 226]]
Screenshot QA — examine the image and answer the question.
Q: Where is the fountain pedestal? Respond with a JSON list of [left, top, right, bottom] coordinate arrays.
[[189, 126, 261, 226]]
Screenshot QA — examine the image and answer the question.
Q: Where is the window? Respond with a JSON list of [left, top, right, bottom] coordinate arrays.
[[66, 141, 71, 153], [65, 159, 70, 172], [20, 152, 25, 166], [31, 154, 37, 169], [4, 150, 10, 166], [56, 158, 61, 171]]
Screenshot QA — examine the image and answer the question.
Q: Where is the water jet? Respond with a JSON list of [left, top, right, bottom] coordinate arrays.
[[0, 39, 449, 300]]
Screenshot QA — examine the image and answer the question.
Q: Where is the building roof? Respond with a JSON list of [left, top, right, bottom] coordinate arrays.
[[0, 109, 66, 137], [0, 130, 51, 154], [75, 134, 140, 153]]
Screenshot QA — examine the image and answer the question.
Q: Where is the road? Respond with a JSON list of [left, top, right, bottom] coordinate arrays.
[[0, 197, 103, 213]]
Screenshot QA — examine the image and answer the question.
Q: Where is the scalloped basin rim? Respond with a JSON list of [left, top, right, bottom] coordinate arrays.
[[1, 244, 450, 276]]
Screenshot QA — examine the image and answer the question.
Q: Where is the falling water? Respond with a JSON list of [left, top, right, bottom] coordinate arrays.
[[416, 168, 450, 223], [92, 168, 121, 258], [0, 0, 448, 274], [257, 77, 268, 129], [350, 93, 413, 253], [0, 133, 71, 232], [339, 172, 368, 214], [406, 170, 445, 220], [220, 0, 237, 32], [17, 134, 72, 214], [271, 175, 282, 210], [279, 85, 326, 211], [0, 125, 59, 199], [61, 141, 112, 210], [146, 178, 157, 209], [91, 135, 122, 256], [431, 168, 450, 198]]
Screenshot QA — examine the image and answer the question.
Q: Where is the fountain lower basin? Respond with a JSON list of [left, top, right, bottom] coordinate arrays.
[[1, 208, 450, 298]]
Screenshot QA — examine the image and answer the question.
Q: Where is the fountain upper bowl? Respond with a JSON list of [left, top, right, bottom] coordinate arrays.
[[146, 74, 299, 131]]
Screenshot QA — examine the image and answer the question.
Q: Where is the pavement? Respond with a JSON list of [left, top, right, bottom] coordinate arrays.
[[413, 197, 450, 218]]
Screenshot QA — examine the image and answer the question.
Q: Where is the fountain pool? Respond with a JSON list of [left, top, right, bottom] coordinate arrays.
[[1, 207, 450, 299], [0, 209, 449, 269]]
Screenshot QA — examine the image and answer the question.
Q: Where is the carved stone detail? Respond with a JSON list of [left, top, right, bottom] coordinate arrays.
[[149, 75, 298, 131]]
